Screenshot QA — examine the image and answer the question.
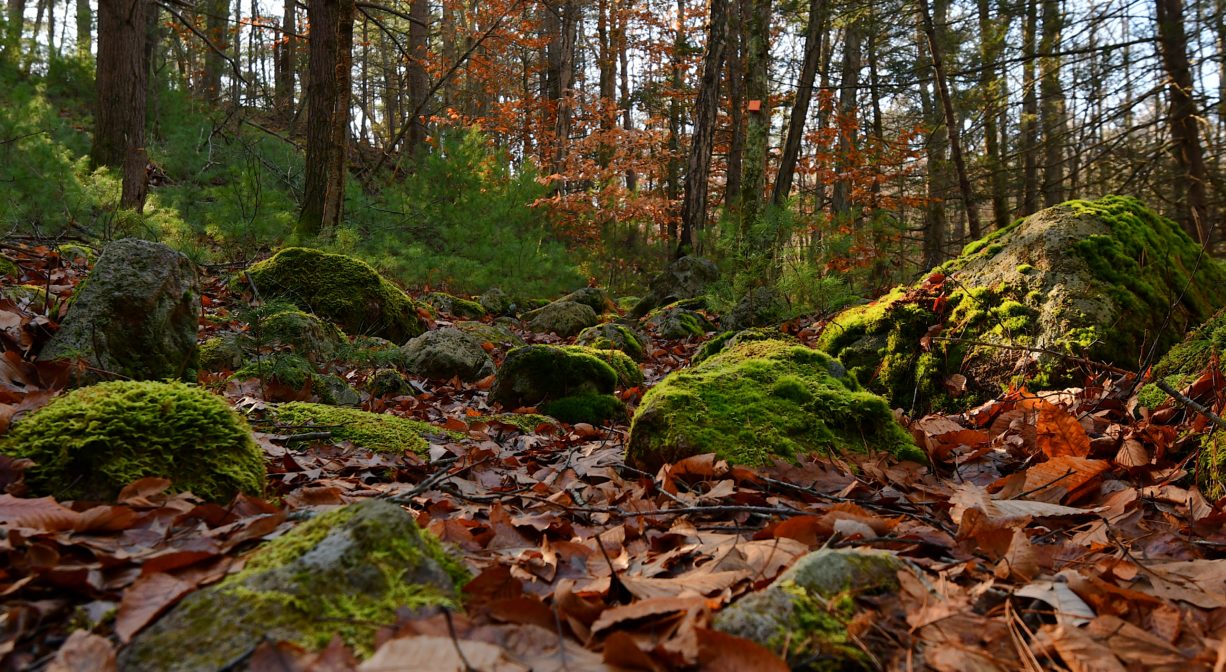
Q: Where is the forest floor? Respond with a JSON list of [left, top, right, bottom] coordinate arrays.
[[2, 242, 1226, 671]]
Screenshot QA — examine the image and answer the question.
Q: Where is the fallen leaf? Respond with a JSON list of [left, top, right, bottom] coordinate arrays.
[[114, 572, 195, 642]]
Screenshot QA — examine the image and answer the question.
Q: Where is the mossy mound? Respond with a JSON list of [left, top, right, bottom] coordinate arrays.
[[626, 340, 923, 469], [0, 255, 18, 277], [644, 301, 716, 339], [1138, 307, 1226, 408], [57, 243, 96, 263], [1, 284, 49, 311], [541, 393, 627, 425], [694, 328, 796, 365], [524, 300, 598, 337], [818, 196, 1226, 412], [337, 336, 413, 369], [266, 402, 449, 453], [119, 500, 468, 670], [0, 381, 265, 502], [714, 549, 906, 667], [241, 248, 425, 343], [559, 287, 615, 313], [562, 345, 643, 389], [233, 352, 317, 391], [617, 296, 641, 312], [576, 323, 648, 361], [199, 333, 245, 371], [257, 308, 345, 362], [490, 345, 618, 409], [423, 292, 486, 319], [368, 367, 413, 397], [453, 320, 525, 349]]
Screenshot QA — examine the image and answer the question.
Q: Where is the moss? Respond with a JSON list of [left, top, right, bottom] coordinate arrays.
[[490, 344, 619, 408], [0, 255, 18, 277], [57, 243, 96, 262], [693, 328, 795, 365], [337, 336, 413, 369], [1, 284, 49, 310], [199, 333, 246, 371], [452, 320, 525, 349], [627, 340, 924, 469], [470, 413, 559, 432], [617, 296, 641, 312], [1017, 263, 1035, 274], [242, 248, 425, 342], [562, 345, 644, 388], [267, 402, 459, 453], [257, 309, 345, 361], [423, 292, 486, 319], [0, 381, 265, 502], [771, 585, 867, 668], [576, 323, 647, 361], [541, 393, 627, 425], [645, 302, 714, 339], [368, 368, 412, 397], [233, 352, 316, 390]]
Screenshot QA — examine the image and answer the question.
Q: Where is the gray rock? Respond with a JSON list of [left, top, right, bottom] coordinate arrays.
[[490, 345, 617, 409], [524, 300, 598, 337], [315, 375, 361, 406], [422, 292, 486, 319], [632, 256, 719, 318], [644, 304, 715, 339], [402, 328, 495, 382], [725, 287, 789, 331], [120, 500, 466, 671], [714, 548, 908, 664], [559, 287, 615, 314], [576, 323, 647, 360], [199, 332, 246, 371], [368, 368, 413, 397], [41, 239, 200, 382], [478, 287, 513, 316], [453, 320, 525, 349]]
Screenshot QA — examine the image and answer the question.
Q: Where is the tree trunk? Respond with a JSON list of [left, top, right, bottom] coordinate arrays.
[[830, 20, 862, 218], [919, 0, 946, 270], [5, 0, 25, 59], [75, 0, 90, 57], [772, 0, 825, 206], [1156, 0, 1210, 243], [677, 0, 728, 257], [1038, 0, 1065, 206], [666, 0, 685, 238], [298, 0, 356, 238], [737, 0, 770, 230], [204, 0, 229, 101], [92, 0, 148, 211], [977, 0, 1009, 230], [274, 0, 295, 120], [723, 0, 744, 210], [1020, 0, 1039, 215], [616, 0, 636, 191]]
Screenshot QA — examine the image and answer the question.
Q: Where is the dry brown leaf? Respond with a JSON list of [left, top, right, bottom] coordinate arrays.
[[0, 493, 81, 530], [1035, 399, 1092, 458], [359, 636, 528, 672], [589, 596, 707, 637], [47, 630, 116, 672], [114, 572, 195, 642], [695, 628, 789, 672], [1032, 624, 1126, 672]]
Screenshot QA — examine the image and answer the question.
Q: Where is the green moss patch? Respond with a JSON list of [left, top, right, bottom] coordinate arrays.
[[541, 393, 627, 425], [242, 248, 425, 343], [626, 340, 923, 469], [266, 402, 457, 454], [561, 345, 643, 388], [0, 381, 265, 502], [423, 292, 486, 319], [490, 344, 619, 409], [576, 323, 647, 361], [0, 255, 18, 277]]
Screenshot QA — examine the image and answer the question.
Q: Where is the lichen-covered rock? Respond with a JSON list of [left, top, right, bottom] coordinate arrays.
[[714, 549, 908, 666], [0, 381, 265, 502], [40, 239, 200, 382], [402, 328, 495, 382], [644, 302, 715, 339], [694, 328, 796, 365], [368, 368, 413, 397], [524, 300, 598, 337], [242, 248, 425, 343], [626, 340, 923, 469], [423, 292, 486, 319], [198, 333, 246, 371], [559, 287, 615, 314], [818, 196, 1226, 412], [631, 256, 719, 318], [478, 287, 513, 316], [257, 308, 345, 362], [490, 345, 618, 409], [1137, 308, 1226, 497], [120, 500, 468, 670], [453, 320, 525, 349], [725, 287, 789, 331], [576, 323, 648, 361], [267, 403, 449, 453]]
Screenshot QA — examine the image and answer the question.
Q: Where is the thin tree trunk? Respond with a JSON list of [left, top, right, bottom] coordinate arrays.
[[93, 0, 148, 211], [204, 0, 228, 100], [75, 0, 90, 57], [1020, 0, 1039, 214], [298, 0, 356, 237], [666, 0, 685, 240], [1038, 0, 1065, 206], [5, 0, 26, 59], [978, 0, 1008, 229], [919, 0, 946, 269], [616, 0, 636, 191], [724, 0, 744, 210], [403, 0, 428, 157], [1156, 0, 1210, 242], [737, 0, 770, 231], [677, 0, 728, 257], [772, 0, 824, 206], [274, 0, 294, 120], [830, 20, 862, 218]]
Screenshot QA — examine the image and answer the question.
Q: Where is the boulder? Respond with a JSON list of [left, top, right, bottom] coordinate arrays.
[[817, 196, 1226, 412], [631, 256, 719, 318], [559, 287, 615, 313], [693, 327, 796, 365], [267, 403, 450, 454], [490, 345, 619, 409], [714, 549, 908, 666], [644, 302, 715, 339], [724, 287, 789, 331], [402, 327, 495, 382], [315, 375, 361, 407], [478, 287, 514, 316], [119, 500, 468, 670], [524, 300, 598, 337], [576, 322, 648, 361], [40, 238, 200, 381], [0, 381, 265, 503], [541, 393, 627, 425], [626, 340, 923, 470], [256, 308, 345, 362], [242, 248, 425, 343], [198, 332, 246, 371], [453, 320, 525, 349], [368, 368, 413, 397], [423, 292, 486, 319]]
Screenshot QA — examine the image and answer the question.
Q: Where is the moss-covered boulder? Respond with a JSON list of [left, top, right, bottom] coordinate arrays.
[[559, 287, 616, 314], [232, 352, 317, 392], [368, 367, 413, 397], [57, 243, 96, 263], [694, 328, 796, 365], [453, 320, 525, 349], [267, 403, 448, 453], [199, 332, 246, 371], [541, 393, 627, 425], [242, 248, 425, 343], [256, 308, 345, 362], [725, 287, 789, 331], [0, 254, 18, 278], [1137, 308, 1226, 497], [40, 239, 201, 382], [402, 327, 495, 382], [631, 256, 719, 318], [713, 549, 907, 667], [644, 302, 716, 339], [478, 287, 514, 316], [490, 345, 618, 409], [423, 292, 486, 319], [563, 345, 643, 389], [337, 336, 413, 369], [818, 196, 1226, 412], [0, 381, 265, 502], [119, 500, 468, 670], [627, 340, 923, 469], [576, 322, 648, 361], [524, 300, 598, 337]]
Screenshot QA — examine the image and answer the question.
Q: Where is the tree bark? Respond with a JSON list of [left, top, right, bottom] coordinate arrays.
[[677, 0, 728, 257], [75, 0, 90, 57], [274, 0, 295, 120], [830, 20, 862, 218], [404, 0, 429, 157], [93, 0, 148, 211], [203, 0, 229, 101], [298, 0, 356, 238], [1020, 0, 1039, 214], [1156, 0, 1210, 243], [737, 0, 770, 230], [977, 0, 1009, 229], [1038, 0, 1066, 206], [5, 0, 25, 59], [918, 0, 947, 269], [772, 0, 824, 206], [723, 0, 744, 210]]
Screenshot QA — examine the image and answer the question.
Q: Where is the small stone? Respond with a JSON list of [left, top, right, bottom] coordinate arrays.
[[524, 300, 598, 337], [402, 328, 495, 382]]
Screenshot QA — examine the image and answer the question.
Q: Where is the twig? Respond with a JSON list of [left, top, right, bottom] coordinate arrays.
[[1154, 379, 1226, 431]]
